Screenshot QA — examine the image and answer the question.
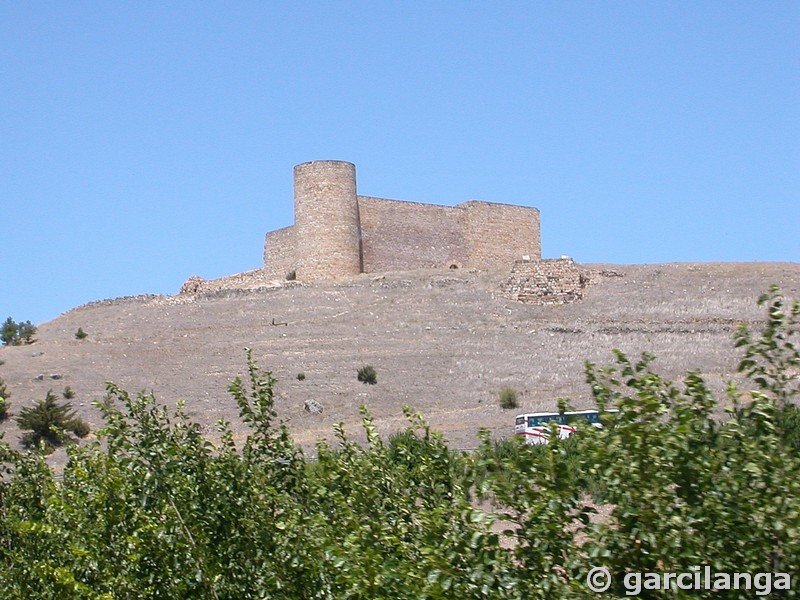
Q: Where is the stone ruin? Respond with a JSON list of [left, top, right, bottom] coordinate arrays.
[[501, 258, 592, 305]]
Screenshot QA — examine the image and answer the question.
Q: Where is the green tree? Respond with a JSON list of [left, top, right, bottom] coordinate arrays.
[[573, 288, 800, 594], [0, 318, 36, 345], [1, 317, 18, 345], [16, 391, 88, 450], [17, 321, 36, 344]]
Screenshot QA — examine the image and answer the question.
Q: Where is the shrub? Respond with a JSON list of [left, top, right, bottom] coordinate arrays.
[[285, 270, 296, 281], [357, 365, 377, 385], [296, 372, 306, 381], [70, 418, 91, 438], [498, 386, 518, 409], [0, 377, 9, 421], [62, 386, 76, 400], [75, 327, 88, 340], [16, 391, 87, 450]]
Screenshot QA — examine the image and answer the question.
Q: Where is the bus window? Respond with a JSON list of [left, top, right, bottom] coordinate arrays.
[[516, 409, 618, 445]]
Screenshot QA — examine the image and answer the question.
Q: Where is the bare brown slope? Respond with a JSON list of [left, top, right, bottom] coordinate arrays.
[[1, 262, 798, 467]]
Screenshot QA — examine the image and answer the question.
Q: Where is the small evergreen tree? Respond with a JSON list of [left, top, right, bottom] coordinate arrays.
[[75, 327, 88, 340], [1, 317, 18, 345], [17, 320, 36, 344], [1, 318, 36, 345], [16, 390, 89, 450]]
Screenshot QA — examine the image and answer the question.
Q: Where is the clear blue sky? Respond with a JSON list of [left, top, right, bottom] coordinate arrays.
[[2, 2, 798, 325]]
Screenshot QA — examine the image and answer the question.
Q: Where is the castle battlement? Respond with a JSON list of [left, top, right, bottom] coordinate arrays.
[[263, 160, 541, 280]]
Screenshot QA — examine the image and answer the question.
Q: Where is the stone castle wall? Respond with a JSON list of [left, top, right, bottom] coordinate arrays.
[[263, 226, 296, 280], [463, 201, 541, 269], [263, 161, 541, 280], [357, 196, 467, 272]]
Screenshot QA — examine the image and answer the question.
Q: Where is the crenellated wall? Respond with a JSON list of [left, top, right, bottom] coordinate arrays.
[[263, 161, 541, 280]]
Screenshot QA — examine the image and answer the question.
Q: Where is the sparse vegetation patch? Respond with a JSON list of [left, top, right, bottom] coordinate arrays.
[[357, 365, 377, 385], [498, 386, 519, 409]]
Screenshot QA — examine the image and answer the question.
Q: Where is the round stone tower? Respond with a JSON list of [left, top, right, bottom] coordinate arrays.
[[294, 160, 362, 280]]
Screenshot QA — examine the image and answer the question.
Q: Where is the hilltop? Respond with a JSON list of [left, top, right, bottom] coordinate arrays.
[[1, 262, 798, 468]]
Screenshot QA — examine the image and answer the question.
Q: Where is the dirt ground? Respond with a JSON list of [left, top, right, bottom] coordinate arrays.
[[1, 261, 798, 471]]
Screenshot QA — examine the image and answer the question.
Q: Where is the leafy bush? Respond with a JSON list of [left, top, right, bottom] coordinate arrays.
[[16, 391, 88, 450], [285, 270, 296, 281], [74, 327, 88, 340], [0, 291, 797, 598], [0, 377, 9, 421], [498, 386, 518, 409], [357, 364, 377, 384], [296, 372, 306, 381], [779, 403, 800, 450]]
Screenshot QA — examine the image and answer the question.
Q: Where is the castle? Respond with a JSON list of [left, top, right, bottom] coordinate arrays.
[[263, 161, 541, 280]]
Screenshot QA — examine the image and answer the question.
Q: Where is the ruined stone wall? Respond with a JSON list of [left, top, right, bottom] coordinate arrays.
[[263, 225, 296, 280], [501, 258, 589, 304], [462, 201, 540, 269], [357, 196, 467, 272]]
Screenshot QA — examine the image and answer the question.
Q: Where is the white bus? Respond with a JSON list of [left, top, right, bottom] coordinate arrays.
[[514, 409, 617, 445]]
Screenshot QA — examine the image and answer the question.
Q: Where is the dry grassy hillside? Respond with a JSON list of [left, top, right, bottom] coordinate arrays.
[[1, 262, 798, 468]]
